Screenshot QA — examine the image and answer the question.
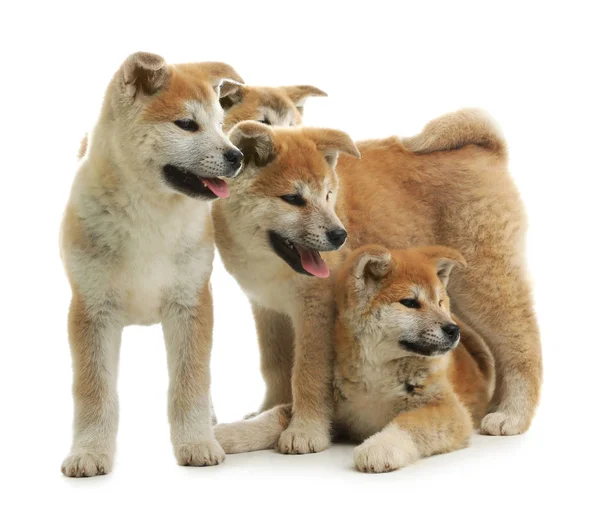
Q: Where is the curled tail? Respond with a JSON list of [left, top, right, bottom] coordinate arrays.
[[455, 318, 496, 402], [403, 108, 506, 157], [214, 404, 292, 454]]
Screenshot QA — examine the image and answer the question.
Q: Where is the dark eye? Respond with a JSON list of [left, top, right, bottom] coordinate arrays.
[[326, 191, 332, 202], [280, 194, 306, 206], [174, 119, 199, 132], [259, 118, 272, 125], [400, 299, 420, 309]]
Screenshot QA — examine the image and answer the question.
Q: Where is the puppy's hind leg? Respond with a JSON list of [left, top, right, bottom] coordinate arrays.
[[162, 282, 225, 467], [215, 405, 292, 454], [61, 294, 122, 477], [252, 304, 295, 413]]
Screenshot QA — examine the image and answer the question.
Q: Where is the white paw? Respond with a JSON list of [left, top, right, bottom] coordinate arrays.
[[480, 411, 529, 436], [353, 442, 413, 473], [277, 424, 330, 454], [61, 451, 112, 478], [174, 439, 225, 466]]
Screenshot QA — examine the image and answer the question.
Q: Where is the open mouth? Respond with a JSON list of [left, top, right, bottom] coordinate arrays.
[[163, 164, 230, 199], [399, 340, 453, 357], [268, 231, 330, 278]]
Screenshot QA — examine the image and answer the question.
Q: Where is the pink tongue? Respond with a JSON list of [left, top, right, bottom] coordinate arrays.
[[202, 178, 229, 198], [296, 246, 330, 278]]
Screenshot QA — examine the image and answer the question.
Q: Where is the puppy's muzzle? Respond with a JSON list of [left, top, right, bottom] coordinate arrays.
[[223, 148, 243, 174]]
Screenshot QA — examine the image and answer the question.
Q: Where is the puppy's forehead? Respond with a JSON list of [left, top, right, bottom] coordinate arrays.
[[375, 260, 440, 304], [258, 87, 296, 114], [144, 67, 218, 121], [255, 87, 299, 124]]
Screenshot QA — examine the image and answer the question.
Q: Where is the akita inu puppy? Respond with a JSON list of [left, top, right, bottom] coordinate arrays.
[[214, 245, 494, 473], [214, 111, 540, 453], [61, 52, 244, 477]]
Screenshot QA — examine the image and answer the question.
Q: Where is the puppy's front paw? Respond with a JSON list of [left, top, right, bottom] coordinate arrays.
[[480, 411, 528, 436], [61, 451, 112, 478], [353, 442, 411, 473], [174, 439, 225, 467], [277, 423, 330, 454]]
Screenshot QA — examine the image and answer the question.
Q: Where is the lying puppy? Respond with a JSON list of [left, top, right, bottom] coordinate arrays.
[[78, 82, 325, 158], [61, 52, 243, 477], [214, 245, 494, 473]]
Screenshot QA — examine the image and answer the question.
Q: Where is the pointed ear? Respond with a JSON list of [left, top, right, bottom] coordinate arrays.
[[283, 85, 327, 114], [418, 246, 466, 287], [219, 80, 245, 109], [348, 245, 393, 297], [120, 52, 169, 97], [305, 128, 360, 168], [194, 62, 244, 94], [229, 121, 275, 168]]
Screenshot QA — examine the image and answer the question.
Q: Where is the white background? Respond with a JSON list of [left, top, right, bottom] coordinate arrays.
[[1, 1, 598, 524]]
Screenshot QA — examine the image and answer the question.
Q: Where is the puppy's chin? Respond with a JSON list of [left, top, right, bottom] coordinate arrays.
[[399, 340, 456, 357]]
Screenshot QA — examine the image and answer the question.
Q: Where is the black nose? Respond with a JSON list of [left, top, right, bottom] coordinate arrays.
[[326, 228, 347, 248], [223, 149, 243, 169], [442, 323, 460, 341]]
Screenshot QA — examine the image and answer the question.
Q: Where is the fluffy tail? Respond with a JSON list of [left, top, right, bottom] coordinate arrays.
[[455, 318, 496, 401], [214, 404, 292, 454], [403, 108, 506, 156]]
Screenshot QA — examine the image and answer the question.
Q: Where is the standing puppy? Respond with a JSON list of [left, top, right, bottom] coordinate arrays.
[[61, 52, 243, 477]]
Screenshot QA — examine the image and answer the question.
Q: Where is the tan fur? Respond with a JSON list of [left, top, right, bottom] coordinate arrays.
[[213, 110, 541, 456], [214, 246, 494, 473], [61, 52, 243, 476]]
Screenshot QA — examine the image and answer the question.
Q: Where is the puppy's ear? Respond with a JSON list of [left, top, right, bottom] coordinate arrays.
[[283, 85, 327, 114], [219, 80, 245, 110], [349, 245, 393, 296], [195, 62, 245, 95], [418, 246, 467, 287], [305, 128, 360, 168], [121, 52, 169, 97], [229, 121, 275, 168]]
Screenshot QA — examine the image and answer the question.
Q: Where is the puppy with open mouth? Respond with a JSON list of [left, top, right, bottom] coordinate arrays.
[[60, 52, 243, 477], [214, 245, 495, 473]]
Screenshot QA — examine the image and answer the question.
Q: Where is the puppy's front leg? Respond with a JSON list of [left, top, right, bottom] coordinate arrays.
[[62, 294, 122, 477], [354, 393, 472, 473], [278, 282, 334, 454], [162, 282, 224, 467]]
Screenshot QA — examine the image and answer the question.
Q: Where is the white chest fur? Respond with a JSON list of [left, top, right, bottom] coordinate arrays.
[[333, 354, 445, 441], [67, 186, 213, 327]]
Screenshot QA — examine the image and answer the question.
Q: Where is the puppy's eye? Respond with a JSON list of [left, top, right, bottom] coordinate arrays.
[[439, 299, 443, 306], [259, 118, 272, 125], [174, 119, 199, 132], [280, 194, 306, 206], [400, 299, 420, 309], [326, 191, 332, 202]]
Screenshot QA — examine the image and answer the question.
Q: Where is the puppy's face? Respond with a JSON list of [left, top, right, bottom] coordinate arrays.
[[225, 123, 359, 278], [336, 246, 467, 360], [109, 53, 245, 200], [220, 84, 326, 131]]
